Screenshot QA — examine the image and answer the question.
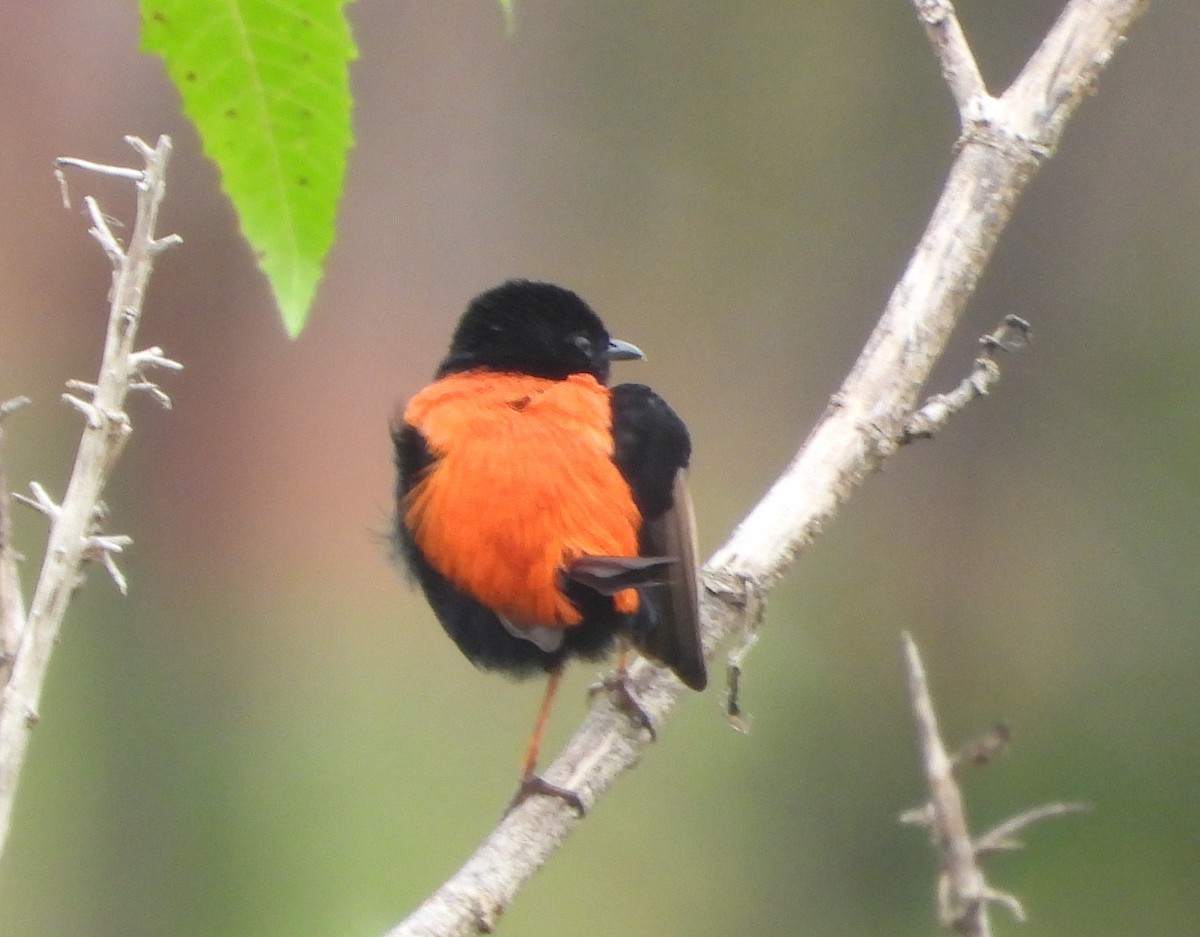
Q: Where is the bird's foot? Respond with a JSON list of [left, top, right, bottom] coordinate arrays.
[[505, 774, 586, 817], [588, 671, 657, 740]]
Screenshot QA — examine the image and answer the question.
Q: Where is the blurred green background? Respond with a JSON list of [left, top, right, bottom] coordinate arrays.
[[1, 2, 1198, 935]]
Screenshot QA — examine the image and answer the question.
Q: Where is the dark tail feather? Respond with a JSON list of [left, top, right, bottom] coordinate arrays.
[[566, 555, 676, 594]]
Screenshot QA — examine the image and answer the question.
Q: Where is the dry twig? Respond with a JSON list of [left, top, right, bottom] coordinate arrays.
[[901, 634, 1087, 934], [902, 315, 1031, 443], [0, 135, 180, 863], [0, 397, 32, 684]]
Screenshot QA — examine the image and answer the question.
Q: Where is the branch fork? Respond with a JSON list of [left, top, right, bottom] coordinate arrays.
[[128, 346, 184, 409], [913, 0, 988, 119], [12, 482, 62, 521], [83, 533, 134, 595]]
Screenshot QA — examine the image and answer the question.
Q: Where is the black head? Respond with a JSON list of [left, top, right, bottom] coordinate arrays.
[[436, 280, 642, 384]]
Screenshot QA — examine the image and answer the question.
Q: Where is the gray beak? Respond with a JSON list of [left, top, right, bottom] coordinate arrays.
[[607, 338, 645, 361]]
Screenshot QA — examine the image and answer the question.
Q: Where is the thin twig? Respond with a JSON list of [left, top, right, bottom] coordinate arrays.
[[723, 575, 764, 733], [0, 136, 181, 864], [54, 156, 145, 210], [903, 633, 998, 936], [975, 801, 1090, 856], [0, 398, 31, 683], [902, 315, 1031, 442], [54, 155, 146, 181], [901, 635, 1087, 933], [388, 3, 1148, 934], [12, 482, 61, 520], [911, 0, 990, 118]]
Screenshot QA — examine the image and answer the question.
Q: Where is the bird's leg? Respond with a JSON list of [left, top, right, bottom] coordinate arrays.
[[506, 667, 586, 815], [588, 640, 656, 739]]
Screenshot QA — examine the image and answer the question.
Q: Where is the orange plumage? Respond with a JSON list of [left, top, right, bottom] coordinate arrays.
[[403, 370, 641, 628]]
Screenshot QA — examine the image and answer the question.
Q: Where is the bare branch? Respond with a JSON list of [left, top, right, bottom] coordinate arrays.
[[974, 801, 1090, 856], [61, 392, 105, 429], [0, 135, 181, 863], [722, 575, 765, 733], [902, 315, 1030, 442], [12, 482, 61, 520], [150, 233, 184, 254], [83, 195, 127, 265], [0, 400, 30, 421], [54, 156, 144, 211], [83, 533, 134, 596], [0, 400, 31, 683], [911, 0, 990, 118], [127, 347, 185, 410], [54, 155, 145, 183], [903, 633, 995, 935], [128, 346, 185, 373], [902, 635, 1087, 933]]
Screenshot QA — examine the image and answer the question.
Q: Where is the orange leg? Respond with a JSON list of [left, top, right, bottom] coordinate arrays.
[[521, 666, 563, 779], [507, 667, 586, 816], [615, 643, 631, 678]]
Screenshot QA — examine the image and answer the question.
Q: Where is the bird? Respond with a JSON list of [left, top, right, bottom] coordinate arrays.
[[392, 279, 706, 813]]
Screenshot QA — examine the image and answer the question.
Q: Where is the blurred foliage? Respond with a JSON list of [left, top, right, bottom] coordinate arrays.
[[498, 0, 515, 37], [1, 2, 1199, 937]]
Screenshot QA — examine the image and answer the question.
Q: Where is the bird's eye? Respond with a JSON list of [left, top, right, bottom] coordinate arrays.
[[570, 334, 593, 356]]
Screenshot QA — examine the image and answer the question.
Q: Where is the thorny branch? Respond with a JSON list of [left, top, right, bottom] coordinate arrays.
[[900, 634, 1087, 935], [387, 2, 1151, 936], [0, 398, 31, 685], [0, 135, 180, 864]]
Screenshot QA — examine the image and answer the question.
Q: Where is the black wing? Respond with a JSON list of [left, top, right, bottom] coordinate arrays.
[[607, 383, 706, 691]]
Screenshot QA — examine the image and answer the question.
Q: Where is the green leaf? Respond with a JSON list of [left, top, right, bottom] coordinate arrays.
[[498, 0, 515, 36], [141, 0, 357, 337]]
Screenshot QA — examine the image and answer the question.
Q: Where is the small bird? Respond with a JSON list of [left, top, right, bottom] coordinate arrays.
[[393, 280, 706, 813]]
